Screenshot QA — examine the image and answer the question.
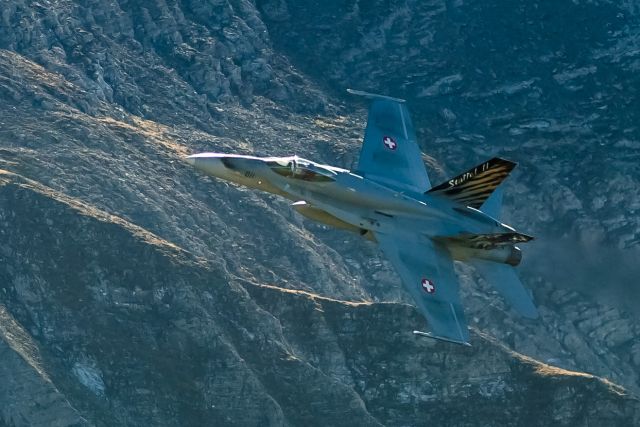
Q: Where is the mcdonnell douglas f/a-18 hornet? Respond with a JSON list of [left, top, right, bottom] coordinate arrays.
[[186, 89, 538, 346]]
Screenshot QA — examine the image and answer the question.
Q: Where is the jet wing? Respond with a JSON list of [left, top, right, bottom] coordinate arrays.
[[349, 89, 431, 193], [374, 231, 470, 345]]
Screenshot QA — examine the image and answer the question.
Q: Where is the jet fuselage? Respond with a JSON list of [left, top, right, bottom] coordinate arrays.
[[187, 153, 517, 261], [183, 90, 539, 345]]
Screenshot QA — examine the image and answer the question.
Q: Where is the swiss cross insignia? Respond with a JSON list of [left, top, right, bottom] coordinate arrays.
[[382, 136, 397, 150], [421, 278, 435, 294]]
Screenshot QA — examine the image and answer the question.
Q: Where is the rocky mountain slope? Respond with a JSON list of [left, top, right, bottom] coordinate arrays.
[[0, 0, 639, 425], [1, 170, 638, 426]]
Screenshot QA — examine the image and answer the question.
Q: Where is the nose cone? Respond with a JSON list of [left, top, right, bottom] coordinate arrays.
[[184, 153, 229, 179]]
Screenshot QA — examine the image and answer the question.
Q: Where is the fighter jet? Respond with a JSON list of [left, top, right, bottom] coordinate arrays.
[[186, 89, 538, 345]]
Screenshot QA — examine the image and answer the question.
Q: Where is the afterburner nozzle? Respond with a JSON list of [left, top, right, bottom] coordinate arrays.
[[505, 246, 522, 266]]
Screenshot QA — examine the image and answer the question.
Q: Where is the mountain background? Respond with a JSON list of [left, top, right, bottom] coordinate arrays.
[[0, 0, 639, 425]]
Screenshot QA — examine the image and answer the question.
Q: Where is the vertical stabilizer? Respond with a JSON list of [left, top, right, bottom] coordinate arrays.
[[479, 185, 504, 219], [428, 158, 515, 209]]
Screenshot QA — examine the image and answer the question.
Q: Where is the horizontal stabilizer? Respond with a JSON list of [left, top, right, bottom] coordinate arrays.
[[428, 157, 516, 209], [480, 185, 504, 219], [471, 260, 539, 319]]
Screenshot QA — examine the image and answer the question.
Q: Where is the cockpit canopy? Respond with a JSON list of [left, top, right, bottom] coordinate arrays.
[[266, 156, 341, 182]]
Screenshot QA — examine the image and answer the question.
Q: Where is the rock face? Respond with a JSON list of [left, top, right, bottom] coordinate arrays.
[[0, 305, 88, 427], [0, 0, 639, 425], [0, 171, 638, 426]]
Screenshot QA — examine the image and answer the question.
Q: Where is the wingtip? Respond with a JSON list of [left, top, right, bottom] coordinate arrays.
[[413, 330, 471, 346], [347, 88, 406, 103]]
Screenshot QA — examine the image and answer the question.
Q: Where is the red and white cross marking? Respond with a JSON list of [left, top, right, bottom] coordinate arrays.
[[382, 135, 397, 150], [421, 278, 436, 294]]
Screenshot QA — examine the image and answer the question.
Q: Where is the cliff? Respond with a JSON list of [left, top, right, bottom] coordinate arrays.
[[0, 0, 639, 425]]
